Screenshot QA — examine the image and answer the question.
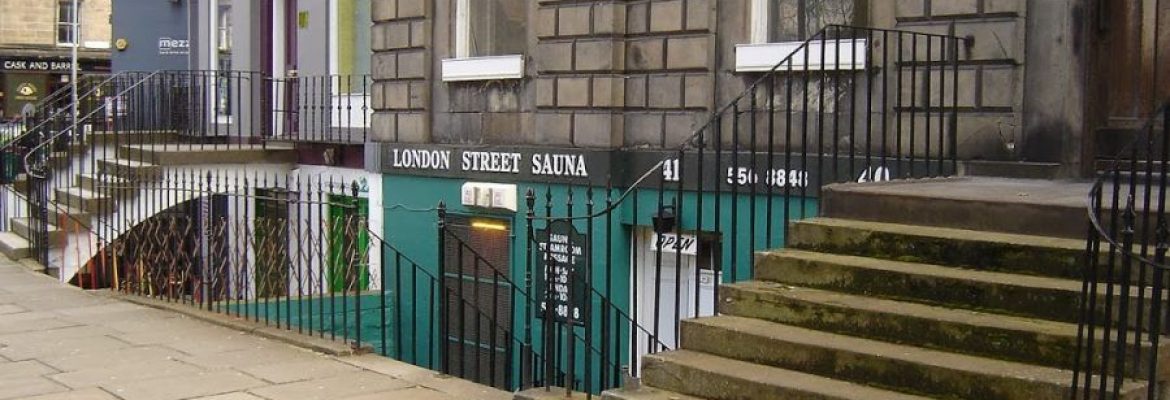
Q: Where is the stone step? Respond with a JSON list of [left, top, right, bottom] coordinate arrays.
[[76, 173, 130, 193], [641, 350, 932, 400], [97, 158, 160, 180], [754, 249, 1153, 326], [719, 281, 1159, 375], [86, 130, 178, 145], [11, 217, 64, 245], [788, 218, 1089, 281], [960, 160, 1062, 180], [0, 231, 30, 260], [602, 387, 703, 400], [819, 178, 1088, 238], [681, 315, 1146, 400], [46, 202, 92, 228], [117, 143, 296, 165], [54, 187, 114, 213]]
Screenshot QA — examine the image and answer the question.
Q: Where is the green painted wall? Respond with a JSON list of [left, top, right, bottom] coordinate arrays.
[[379, 173, 818, 391]]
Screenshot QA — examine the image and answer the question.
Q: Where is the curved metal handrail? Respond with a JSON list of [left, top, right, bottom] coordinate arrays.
[[23, 71, 163, 178], [1, 72, 125, 154], [1085, 100, 1170, 270]]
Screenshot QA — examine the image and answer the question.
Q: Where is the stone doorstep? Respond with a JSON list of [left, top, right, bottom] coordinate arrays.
[[93, 291, 370, 357]]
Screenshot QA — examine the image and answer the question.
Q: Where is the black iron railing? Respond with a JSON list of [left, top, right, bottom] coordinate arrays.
[[434, 206, 668, 391], [432, 24, 969, 396], [269, 74, 371, 144], [0, 23, 969, 398], [1073, 100, 1170, 399]]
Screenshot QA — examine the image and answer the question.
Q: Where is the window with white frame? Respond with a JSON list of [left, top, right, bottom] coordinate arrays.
[[457, 0, 527, 58], [56, 0, 77, 46], [750, 0, 863, 44], [442, 0, 527, 81], [738, 0, 866, 72]]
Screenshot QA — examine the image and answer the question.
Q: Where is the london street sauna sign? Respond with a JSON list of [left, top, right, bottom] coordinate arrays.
[[380, 144, 610, 185], [535, 220, 587, 326]]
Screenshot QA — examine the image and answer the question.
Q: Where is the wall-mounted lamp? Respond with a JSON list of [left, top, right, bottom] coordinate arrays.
[[652, 204, 676, 234]]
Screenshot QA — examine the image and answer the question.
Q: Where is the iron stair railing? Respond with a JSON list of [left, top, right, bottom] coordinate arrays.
[[473, 24, 972, 397], [1073, 99, 1170, 399]]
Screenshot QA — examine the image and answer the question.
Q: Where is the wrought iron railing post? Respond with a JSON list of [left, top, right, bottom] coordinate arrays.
[[524, 189, 536, 389], [436, 201, 448, 376], [352, 181, 363, 351]]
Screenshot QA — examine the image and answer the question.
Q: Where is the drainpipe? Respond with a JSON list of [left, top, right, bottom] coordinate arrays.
[[71, 0, 79, 142]]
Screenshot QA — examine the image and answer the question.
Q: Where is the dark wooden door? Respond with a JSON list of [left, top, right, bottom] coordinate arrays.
[[1089, 0, 1170, 158]]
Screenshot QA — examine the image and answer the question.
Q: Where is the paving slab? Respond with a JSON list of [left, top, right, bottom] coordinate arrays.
[[236, 359, 361, 384], [0, 376, 70, 400], [21, 387, 121, 400], [246, 371, 414, 400], [343, 386, 462, 400], [191, 393, 269, 400], [105, 370, 267, 400], [41, 345, 188, 372], [0, 360, 59, 379], [0, 256, 510, 400], [48, 359, 204, 389]]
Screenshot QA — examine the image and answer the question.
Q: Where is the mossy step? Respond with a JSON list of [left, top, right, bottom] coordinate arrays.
[[754, 249, 1155, 327], [719, 281, 1160, 376], [681, 315, 1147, 400], [601, 387, 704, 400], [788, 218, 1091, 281], [642, 350, 931, 400]]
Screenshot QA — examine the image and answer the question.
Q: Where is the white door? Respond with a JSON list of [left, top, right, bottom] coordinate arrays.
[[632, 228, 724, 373]]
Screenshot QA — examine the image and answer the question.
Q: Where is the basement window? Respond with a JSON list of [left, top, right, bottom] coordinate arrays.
[[441, 0, 527, 82], [736, 0, 867, 72]]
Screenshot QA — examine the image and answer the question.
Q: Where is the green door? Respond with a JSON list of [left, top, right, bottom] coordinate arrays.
[[327, 195, 369, 292]]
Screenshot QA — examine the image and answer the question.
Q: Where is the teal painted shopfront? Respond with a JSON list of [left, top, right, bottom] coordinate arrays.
[[375, 143, 822, 392]]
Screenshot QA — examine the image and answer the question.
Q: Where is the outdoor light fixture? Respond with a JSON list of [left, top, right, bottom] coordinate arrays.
[[471, 220, 508, 232], [652, 204, 677, 234]]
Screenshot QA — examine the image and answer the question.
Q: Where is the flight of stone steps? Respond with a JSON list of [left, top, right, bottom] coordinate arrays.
[[605, 177, 1162, 400], [0, 131, 295, 281]]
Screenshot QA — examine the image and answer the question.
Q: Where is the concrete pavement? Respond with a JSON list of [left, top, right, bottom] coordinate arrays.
[[0, 258, 512, 400]]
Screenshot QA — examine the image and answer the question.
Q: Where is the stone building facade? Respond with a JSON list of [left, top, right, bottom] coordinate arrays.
[[369, 0, 1085, 170], [0, 0, 112, 48], [0, 0, 112, 119]]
